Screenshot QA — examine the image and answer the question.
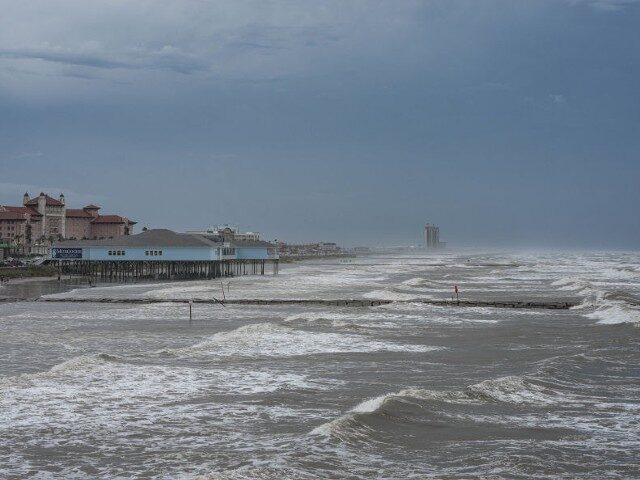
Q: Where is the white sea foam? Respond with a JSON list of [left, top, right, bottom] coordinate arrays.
[[5, 302, 183, 321], [0, 353, 334, 436], [401, 277, 429, 287], [0, 353, 323, 396], [362, 289, 432, 301], [586, 304, 640, 325], [465, 376, 563, 406], [283, 311, 426, 329]]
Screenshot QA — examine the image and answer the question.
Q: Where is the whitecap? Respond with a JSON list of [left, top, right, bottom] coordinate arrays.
[[586, 304, 640, 325], [167, 322, 441, 358]]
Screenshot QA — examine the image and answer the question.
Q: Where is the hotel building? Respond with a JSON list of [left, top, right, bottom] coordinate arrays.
[[0, 192, 135, 254]]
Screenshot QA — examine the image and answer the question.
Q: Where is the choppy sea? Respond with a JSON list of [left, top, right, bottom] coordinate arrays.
[[1, 251, 639, 478]]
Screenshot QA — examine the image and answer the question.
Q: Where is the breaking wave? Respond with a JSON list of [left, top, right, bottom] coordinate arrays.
[[586, 304, 640, 325], [573, 289, 640, 325], [1, 353, 120, 381], [557, 273, 640, 325], [465, 376, 561, 405], [165, 322, 443, 358], [310, 375, 566, 439]]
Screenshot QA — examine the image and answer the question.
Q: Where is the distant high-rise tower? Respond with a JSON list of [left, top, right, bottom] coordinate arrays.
[[424, 224, 440, 249]]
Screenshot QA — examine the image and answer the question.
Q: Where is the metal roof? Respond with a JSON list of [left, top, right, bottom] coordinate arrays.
[[52, 229, 276, 249], [53, 229, 222, 248]]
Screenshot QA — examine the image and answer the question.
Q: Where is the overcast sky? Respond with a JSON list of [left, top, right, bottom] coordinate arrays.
[[1, 0, 638, 248]]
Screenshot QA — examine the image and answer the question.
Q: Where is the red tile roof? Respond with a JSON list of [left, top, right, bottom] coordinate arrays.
[[66, 208, 94, 218], [25, 194, 64, 206], [0, 205, 42, 216], [0, 211, 27, 220], [91, 215, 136, 224]]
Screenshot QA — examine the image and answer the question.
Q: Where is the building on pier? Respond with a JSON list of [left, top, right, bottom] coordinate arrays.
[[186, 226, 261, 242], [49, 229, 278, 280]]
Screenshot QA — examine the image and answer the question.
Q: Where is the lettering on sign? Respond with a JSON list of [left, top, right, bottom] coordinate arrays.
[[51, 248, 83, 259]]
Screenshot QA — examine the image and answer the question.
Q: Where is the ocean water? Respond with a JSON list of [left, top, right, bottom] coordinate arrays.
[[1, 251, 639, 478]]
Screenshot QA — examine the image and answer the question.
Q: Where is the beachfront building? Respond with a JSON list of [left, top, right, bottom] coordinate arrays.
[[49, 228, 279, 280], [0, 192, 135, 254], [187, 226, 261, 242], [0, 210, 30, 255], [275, 241, 347, 258]]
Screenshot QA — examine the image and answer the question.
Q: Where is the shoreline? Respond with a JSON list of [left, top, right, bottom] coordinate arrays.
[[1, 275, 62, 285]]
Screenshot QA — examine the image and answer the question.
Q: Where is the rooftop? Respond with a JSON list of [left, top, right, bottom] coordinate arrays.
[[65, 208, 94, 218], [25, 194, 64, 207], [53, 229, 275, 248], [0, 211, 27, 220], [0, 206, 41, 217], [91, 215, 136, 225], [54, 229, 220, 248]]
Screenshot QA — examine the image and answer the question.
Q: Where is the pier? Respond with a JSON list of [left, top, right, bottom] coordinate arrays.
[[53, 259, 276, 281], [49, 229, 280, 281]]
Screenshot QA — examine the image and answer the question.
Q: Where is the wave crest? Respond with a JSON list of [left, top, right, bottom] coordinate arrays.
[[310, 375, 564, 439], [166, 322, 442, 358]]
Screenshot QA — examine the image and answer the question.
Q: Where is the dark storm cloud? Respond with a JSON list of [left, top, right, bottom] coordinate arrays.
[[1, 0, 639, 248]]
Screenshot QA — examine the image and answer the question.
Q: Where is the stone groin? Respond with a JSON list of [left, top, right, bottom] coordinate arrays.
[[36, 297, 577, 309]]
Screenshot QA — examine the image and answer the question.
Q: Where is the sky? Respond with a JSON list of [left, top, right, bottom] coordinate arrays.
[[0, 0, 639, 248]]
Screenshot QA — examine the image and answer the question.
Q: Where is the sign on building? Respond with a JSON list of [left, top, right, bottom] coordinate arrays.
[[51, 247, 83, 259]]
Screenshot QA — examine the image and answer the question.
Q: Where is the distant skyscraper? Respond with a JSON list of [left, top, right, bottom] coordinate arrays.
[[424, 224, 440, 249]]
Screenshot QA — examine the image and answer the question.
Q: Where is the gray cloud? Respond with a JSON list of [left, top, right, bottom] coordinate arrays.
[[0, 45, 207, 74], [0, 1, 638, 247], [569, 0, 640, 11], [14, 151, 43, 159], [0, 0, 423, 91]]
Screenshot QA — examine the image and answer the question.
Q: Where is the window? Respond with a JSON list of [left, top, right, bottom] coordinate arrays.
[[158, 250, 162, 256], [108, 251, 112, 255], [145, 250, 149, 256]]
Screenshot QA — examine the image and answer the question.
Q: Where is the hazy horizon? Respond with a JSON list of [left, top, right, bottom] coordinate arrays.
[[1, 0, 639, 248]]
